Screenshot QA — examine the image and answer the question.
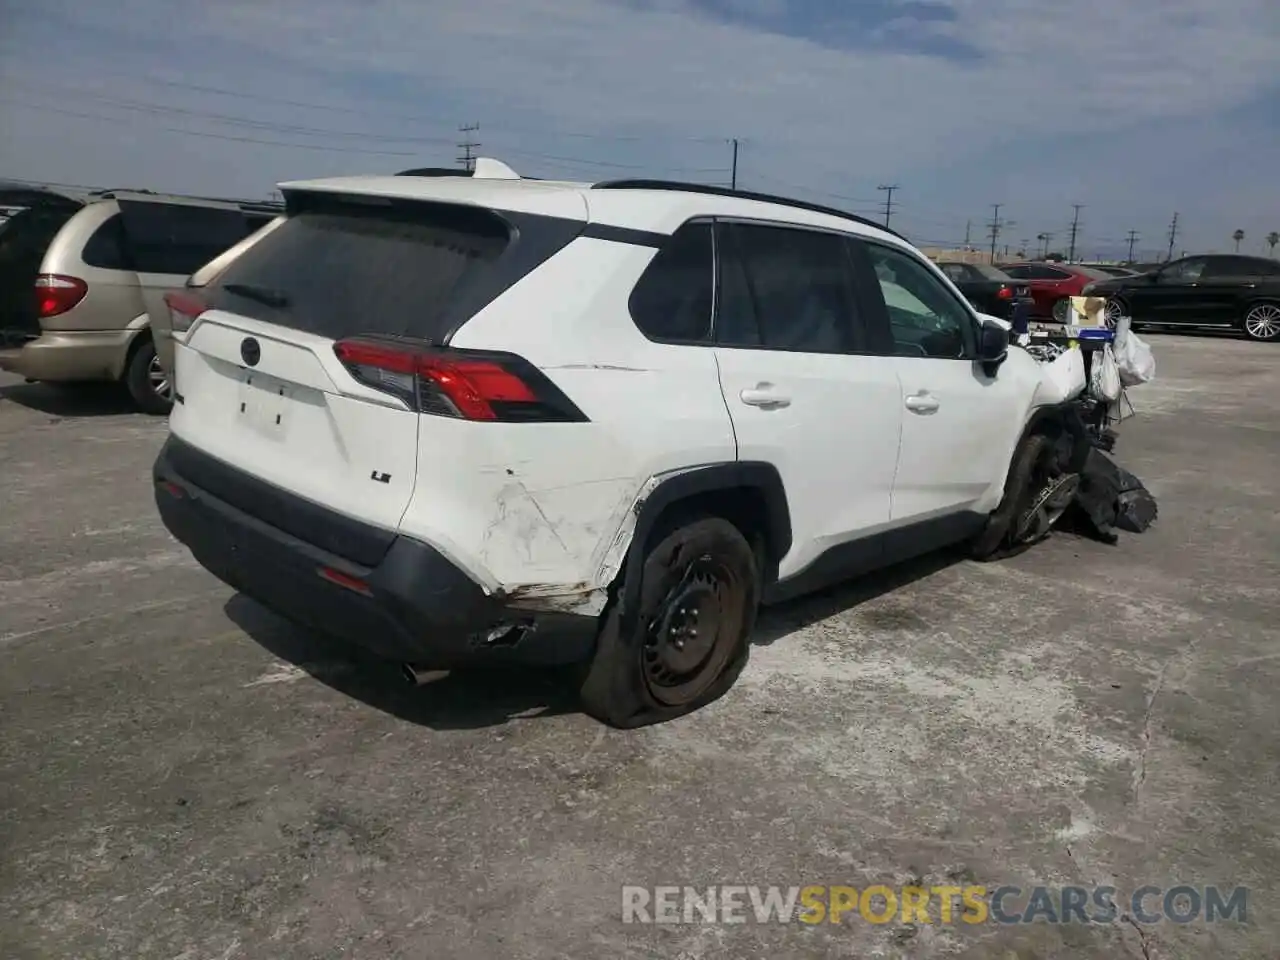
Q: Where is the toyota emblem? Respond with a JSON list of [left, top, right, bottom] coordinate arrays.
[[240, 337, 261, 367]]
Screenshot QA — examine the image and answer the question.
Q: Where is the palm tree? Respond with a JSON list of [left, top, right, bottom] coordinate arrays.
[[1233, 229, 1245, 252], [1268, 231, 1279, 257]]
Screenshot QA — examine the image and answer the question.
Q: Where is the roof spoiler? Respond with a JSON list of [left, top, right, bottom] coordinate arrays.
[[396, 157, 521, 180]]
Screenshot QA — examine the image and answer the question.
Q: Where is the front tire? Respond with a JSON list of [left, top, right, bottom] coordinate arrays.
[[1242, 302, 1280, 342], [578, 517, 758, 729], [970, 433, 1053, 561], [124, 338, 174, 415]]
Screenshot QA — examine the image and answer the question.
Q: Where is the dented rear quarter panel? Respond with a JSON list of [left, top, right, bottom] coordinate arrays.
[[398, 236, 737, 609]]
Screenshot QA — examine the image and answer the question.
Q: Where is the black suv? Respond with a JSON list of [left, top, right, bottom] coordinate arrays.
[[1083, 254, 1280, 341]]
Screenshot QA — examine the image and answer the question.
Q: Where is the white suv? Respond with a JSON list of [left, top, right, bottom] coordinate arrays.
[[153, 159, 1082, 728]]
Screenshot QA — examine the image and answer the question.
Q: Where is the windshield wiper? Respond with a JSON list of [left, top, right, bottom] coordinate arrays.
[[222, 282, 290, 309]]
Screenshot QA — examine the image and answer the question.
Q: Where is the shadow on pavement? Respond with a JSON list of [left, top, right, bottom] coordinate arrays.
[[752, 547, 964, 646], [225, 594, 582, 730], [0, 380, 139, 417], [228, 546, 967, 728]]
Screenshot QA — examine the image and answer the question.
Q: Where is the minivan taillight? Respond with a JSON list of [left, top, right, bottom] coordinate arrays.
[[333, 339, 587, 423], [34, 274, 88, 318], [163, 291, 207, 333]]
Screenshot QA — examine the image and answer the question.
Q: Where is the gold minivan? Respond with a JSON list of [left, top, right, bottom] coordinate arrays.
[[0, 182, 280, 413]]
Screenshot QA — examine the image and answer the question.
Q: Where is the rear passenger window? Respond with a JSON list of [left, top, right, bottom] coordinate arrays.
[[629, 222, 713, 343], [716, 222, 863, 354], [81, 214, 132, 270], [117, 201, 253, 276]]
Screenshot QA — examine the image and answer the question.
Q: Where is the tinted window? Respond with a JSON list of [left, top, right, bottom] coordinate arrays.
[[1026, 264, 1071, 280], [118, 200, 253, 276], [629, 221, 713, 342], [204, 199, 512, 341], [973, 264, 1014, 281], [864, 242, 975, 359], [1161, 257, 1207, 282], [1210, 256, 1280, 278], [80, 214, 132, 270], [716, 223, 863, 354], [938, 263, 974, 282], [1000, 264, 1030, 279]]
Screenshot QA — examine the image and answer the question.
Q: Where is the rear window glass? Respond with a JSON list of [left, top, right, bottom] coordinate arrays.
[[118, 201, 255, 276], [203, 200, 511, 341], [81, 214, 132, 270]]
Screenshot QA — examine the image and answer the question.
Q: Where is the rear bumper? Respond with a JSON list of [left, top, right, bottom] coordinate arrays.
[[152, 437, 597, 667], [0, 329, 138, 382]]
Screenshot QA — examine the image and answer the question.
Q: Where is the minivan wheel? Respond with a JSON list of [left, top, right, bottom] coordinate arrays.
[[1242, 302, 1280, 342], [124, 338, 173, 415], [578, 517, 758, 729]]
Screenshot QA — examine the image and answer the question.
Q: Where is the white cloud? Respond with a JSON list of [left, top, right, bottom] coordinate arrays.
[[1, 0, 1278, 253]]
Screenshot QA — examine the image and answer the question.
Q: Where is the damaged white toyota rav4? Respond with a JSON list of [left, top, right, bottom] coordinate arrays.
[[154, 159, 1087, 728]]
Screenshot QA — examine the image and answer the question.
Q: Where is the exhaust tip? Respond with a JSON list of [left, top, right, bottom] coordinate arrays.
[[401, 663, 449, 686]]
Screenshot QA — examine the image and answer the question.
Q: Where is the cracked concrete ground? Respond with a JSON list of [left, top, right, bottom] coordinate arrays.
[[1, 334, 1277, 959]]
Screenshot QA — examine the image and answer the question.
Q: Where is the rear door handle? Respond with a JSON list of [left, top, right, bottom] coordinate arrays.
[[905, 392, 940, 414], [740, 384, 791, 408]]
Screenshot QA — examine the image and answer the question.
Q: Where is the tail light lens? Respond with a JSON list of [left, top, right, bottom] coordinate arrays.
[[997, 285, 1014, 300], [333, 338, 587, 423], [34, 274, 88, 318], [163, 291, 208, 334]]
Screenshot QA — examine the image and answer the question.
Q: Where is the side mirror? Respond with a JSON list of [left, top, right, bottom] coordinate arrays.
[[978, 320, 1009, 366]]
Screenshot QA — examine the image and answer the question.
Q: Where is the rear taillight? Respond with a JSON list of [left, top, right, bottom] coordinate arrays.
[[34, 274, 88, 318], [163, 291, 207, 334], [333, 338, 586, 423], [997, 285, 1014, 300]]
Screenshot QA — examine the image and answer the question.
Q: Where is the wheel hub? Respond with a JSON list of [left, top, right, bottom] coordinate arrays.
[[649, 575, 718, 675]]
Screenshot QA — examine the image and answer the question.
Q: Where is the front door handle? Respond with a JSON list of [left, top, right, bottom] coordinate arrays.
[[740, 383, 791, 408], [905, 392, 940, 414]]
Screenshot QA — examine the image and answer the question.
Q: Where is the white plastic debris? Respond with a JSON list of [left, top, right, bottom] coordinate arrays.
[[1088, 344, 1122, 402], [1112, 316, 1156, 386]]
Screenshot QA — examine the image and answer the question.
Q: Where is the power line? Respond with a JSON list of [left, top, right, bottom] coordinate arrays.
[[1067, 203, 1083, 262], [877, 184, 899, 228], [457, 123, 481, 172]]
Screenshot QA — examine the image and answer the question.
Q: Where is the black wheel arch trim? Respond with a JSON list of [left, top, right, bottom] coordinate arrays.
[[618, 461, 791, 622]]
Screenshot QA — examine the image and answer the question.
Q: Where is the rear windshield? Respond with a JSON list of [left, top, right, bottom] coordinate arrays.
[[971, 264, 1013, 281], [203, 198, 512, 341]]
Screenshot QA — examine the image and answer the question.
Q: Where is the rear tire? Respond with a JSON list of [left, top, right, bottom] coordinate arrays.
[[970, 433, 1052, 561], [578, 516, 758, 729], [1242, 302, 1280, 342], [1051, 298, 1069, 323], [124, 337, 173, 415]]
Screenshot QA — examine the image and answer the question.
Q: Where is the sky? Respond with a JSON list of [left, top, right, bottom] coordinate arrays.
[[1, 0, 1278, 260]]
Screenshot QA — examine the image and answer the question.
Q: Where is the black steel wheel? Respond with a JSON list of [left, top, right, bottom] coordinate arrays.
[[579, 516, 758, 728]]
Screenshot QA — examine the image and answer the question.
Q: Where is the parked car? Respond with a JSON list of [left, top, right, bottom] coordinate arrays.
[[0, 182, 281, 412], [935, 261, 1034, 325], [153, 161, 1091, 728], [997, 261, 1115, 323], [1081, 254, 1280, 341]]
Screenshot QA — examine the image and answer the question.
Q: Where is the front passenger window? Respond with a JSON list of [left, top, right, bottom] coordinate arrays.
[[864, 244, 975, 359]]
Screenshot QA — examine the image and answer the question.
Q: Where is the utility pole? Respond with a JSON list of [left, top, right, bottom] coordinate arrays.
[[729, 138, 739, 190], [877, 184, 899, 228], [457, 123, 481, 171], [963, 220, 972, 250], [1125, 230, 1139, 263], [1166, 212, 1179, 262], [1067, 204, 1084, 262], [987, 203, 1004, 264]]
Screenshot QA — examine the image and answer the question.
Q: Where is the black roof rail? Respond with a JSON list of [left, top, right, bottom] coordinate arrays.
[[396, 167, 474, 178], [591, 179, 908, 242]]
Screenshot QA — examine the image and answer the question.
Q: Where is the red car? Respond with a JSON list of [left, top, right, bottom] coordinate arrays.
[[997, 262, 1115, 323]]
